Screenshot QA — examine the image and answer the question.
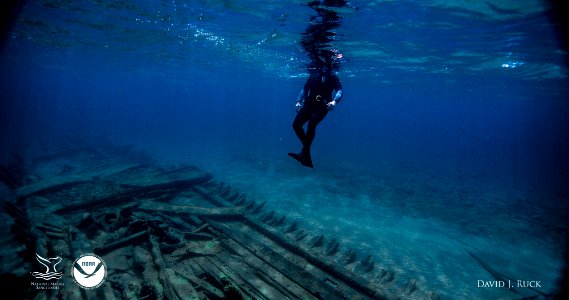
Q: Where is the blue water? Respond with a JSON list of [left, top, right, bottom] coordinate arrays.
[[1, 1, 568, 298]]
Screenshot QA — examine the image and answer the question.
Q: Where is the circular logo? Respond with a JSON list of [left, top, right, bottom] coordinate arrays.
[[71, 253, 107, 289]]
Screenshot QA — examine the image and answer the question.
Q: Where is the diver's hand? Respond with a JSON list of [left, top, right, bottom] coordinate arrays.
[[295, 101, 302, 112], [327, 100, 337, 111]]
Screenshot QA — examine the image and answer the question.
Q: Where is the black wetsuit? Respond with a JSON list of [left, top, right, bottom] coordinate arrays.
[[291, 71, 342, 167]]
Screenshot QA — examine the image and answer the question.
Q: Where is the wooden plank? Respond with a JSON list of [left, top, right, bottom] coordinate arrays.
[[17, 178, 92, 199], [149, 234, 176, 300], [213, 237, 315, 300], [242, 217, 394, 300], [93, 231, 148, 256], [205, 219, 345, 300], [116, 166, 213, 189], [16, 164, 141, 199], [198, 256, 266, 299], [138, 202, 244, 218], [52, 174, 213, 215]]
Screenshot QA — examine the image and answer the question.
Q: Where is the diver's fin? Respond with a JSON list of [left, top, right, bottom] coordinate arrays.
[[288, 152, 303, 163], [288, 152, 313, 168]]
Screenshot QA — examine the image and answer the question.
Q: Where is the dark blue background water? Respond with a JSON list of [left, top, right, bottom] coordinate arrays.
[[2, 48, 567, 194], [1, 1, 569, 297]]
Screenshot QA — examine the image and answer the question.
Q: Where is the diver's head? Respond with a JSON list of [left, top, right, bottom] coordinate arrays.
[[319, 48, 342, 73]]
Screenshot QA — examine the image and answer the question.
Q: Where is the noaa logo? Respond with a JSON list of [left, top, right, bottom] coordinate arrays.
[[71, 253, 107, 289]]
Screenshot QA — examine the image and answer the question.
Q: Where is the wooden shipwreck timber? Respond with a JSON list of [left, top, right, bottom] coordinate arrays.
[[0, 142, 439, 299]]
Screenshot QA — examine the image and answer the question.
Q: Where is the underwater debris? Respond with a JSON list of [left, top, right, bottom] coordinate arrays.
[[233, 195, 247, 206], [260, 211, 275, 223], [250, 200, 266, 214], [403, 278, 418, 294], [294, 229, 308, 241], [94, 230, 148, 256], [375, 268, 396, 284], [283, 221, 298, 234], [356, 254, 375, 273], [148, 234, 177, 300], [244, 199, 257, 210], [308, 234, 325, 248], [324, 238, 340, 256], [269, 215, 286, 227], [219, 184, 232, 197], [339, 249, 357, 265], [225, 190, 241, 203], [0, 140, 438, 299]]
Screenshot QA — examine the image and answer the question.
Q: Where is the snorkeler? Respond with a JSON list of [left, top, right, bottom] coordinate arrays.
[[289, 50, 343, 168]]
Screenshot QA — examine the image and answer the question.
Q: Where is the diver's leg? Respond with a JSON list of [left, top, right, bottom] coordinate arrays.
[[289, 106, 312, 166], [292, 106, 310, 144], [302, 109, 328, 168], [304, 109, 328, 150]]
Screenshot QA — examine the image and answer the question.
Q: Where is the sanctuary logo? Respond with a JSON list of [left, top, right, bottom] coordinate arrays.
[[30, 253, 65, 290], [31, 253, 64, 280], [71, 253, 107, 289]]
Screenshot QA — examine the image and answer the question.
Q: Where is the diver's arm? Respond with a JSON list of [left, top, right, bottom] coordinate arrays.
[[297, 88, 306, 103], [327, 89, 341, 111], [295, 88, 306, 112], [327, 77, 343, 111], [334, 76, 343, 102], [333, 89, 343, 103]]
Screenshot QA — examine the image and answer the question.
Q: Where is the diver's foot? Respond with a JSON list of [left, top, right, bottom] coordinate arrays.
[[302, 153, 313, 168], [288, 152, 314, 168]]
